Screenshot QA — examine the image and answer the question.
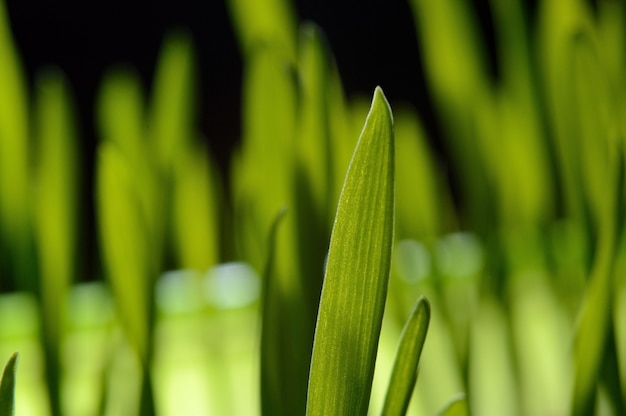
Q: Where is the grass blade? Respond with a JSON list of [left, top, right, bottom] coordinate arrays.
[[306, 86, 394, 415], [381, 296, 430, 416], [226, 0, 297, 61], [0, 353, 18, 416], [33, 68, 78, 416], [260, 208, 287, 415], [0, 0, 32, 287], [438, 394, 468, 416]]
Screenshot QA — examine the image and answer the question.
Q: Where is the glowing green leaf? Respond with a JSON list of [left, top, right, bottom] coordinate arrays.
[[306, 87, 394, 415], [381, 296, 430, 416]]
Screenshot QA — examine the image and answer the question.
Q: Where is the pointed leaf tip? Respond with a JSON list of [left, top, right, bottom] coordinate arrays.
[[306, 86, 395, 415], [382, 296, 431, 416], [0, 353, 18, 416]]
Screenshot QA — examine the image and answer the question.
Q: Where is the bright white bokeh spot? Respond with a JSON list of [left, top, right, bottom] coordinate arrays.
[[203, 262, 260, 309], [156, 269, 206, 315]]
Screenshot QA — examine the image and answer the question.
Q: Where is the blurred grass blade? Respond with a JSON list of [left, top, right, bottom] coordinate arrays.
[[438, 394, 468, 416], [226, 0, 297, 62], [231, 46, 297, 271], [260, 208, 287, 415], [150, 31, 196, 171], [570, 31, 621, 416], [306, 87, 394, 415], [172, 144, 220, 270], [0, 353, 17, 416], [33, 68, 78, 416], [394, 107, 443, 240], [96, 142, 150, 361], [381, 296, 430, 416], [0, 0, 32, 286], [469, 297, 519, 416]]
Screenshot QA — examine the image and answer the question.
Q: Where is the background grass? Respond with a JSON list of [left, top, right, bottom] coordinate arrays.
[[1, 0, 626, 414]]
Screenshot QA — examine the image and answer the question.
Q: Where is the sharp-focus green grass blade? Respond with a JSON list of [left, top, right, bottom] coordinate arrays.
[[306, 87, 394, 416], [226, 0, 297, 62], [0, 0, 32, 286], [172, 143, 220, 270], [0, 353, 17, 416], [438, 394, 468, 416], [33, 68, 78, 416], [150, 31, 196, 172], [381, 296, 430, 416]]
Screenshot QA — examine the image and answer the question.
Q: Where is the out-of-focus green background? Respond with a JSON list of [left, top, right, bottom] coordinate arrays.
[[1, 0, 626, 415]]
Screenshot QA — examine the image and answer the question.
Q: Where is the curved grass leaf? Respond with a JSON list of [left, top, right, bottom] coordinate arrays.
[[381, 296, 430, 416], [438, 393, 468, 416], [306, 87, 394, 416], [260, 208, 287, 415], [0, 353, 18, 416]]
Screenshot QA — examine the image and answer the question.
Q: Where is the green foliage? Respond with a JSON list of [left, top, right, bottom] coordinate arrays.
[[382, 296, 430, 416], [0, 353, 17, 416], [306, 87, 395, 416], [0, 0, 626, 414]]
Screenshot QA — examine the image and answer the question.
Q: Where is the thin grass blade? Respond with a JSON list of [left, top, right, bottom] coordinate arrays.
[[0, 0, 32, 287], [381, 296, 430, 416], [0, 353, 18, 416], [33, 68, 78, 416], [306, 87, 394, 416], [260, 208, 287, 415]]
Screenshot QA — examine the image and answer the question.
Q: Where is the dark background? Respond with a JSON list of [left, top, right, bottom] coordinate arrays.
[[3, 0, 541, 278]]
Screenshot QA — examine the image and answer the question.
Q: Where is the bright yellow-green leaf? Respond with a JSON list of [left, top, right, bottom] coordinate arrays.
[[34, 68, 78, 342], [232, 46, 296, 272], [469, 297, 519, 416], [0, 0, 31, 284], [172, 143, 220, 270], [438, 394, 468, 416], [394, 107, 442, 240], [306, 87, 394, 416], [0, 353, 17, 416], [296, 23, 332, 223], [150, 31, 196, 171], [33, 69, 78, 413], [381, 296, 430, 416], [96, 142, 150, 360], [97, 68, 164, 263], [226, 0, 297, 62]]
